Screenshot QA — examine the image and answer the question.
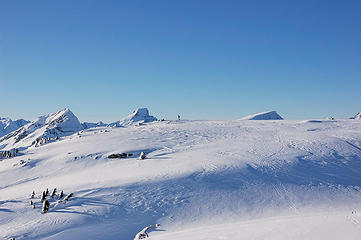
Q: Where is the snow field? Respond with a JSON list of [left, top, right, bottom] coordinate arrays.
[[0, 119, 361, 239]]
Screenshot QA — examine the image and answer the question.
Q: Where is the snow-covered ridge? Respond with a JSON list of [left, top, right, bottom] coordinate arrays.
[[111, 108, 157, 127], [0, 108, 83, 150], [81, 121, 107, 129], [240, 111, 283, 120], [0, 117, 29, 138]]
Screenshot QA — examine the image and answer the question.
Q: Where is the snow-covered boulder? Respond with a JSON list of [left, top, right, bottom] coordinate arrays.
[[0, 118, 29, 138], [241, 111, 283, 120], [110, 108, 157, 127], [0, 108, 83, 150], [350, 112, 361, 120]]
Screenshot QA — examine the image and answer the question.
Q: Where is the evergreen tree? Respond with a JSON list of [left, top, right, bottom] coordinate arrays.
[[42, 200, 50, 213], [64, 193, 73, 201], [139, 152, 146, 160], [50, 188, 57, 198], [41, 191, 46, 202], [59, 190, 64, 199]]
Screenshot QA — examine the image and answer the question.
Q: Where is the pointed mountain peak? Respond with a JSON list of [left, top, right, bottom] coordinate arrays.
[[112, 108, 157, 127]]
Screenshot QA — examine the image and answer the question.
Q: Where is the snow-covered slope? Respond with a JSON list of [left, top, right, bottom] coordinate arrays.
[[241, 110, 284, 120], [110, 108, 157, 127], [0, 119, 361, 240], [151, 212, 361, 240], [0, 118, 29, 138], [0, 109, 83, 150], [350, 112, 361, 120]]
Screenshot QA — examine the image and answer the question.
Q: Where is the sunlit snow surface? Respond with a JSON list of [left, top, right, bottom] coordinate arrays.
[[1, 119, 361, 239]]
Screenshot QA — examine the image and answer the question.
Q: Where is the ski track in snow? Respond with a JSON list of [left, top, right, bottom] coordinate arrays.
[[0, 119, 361, 239]]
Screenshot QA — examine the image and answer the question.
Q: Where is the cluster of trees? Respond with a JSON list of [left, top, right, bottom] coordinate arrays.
[[29, 188, 73, 213], [0, 148, 18, 158]]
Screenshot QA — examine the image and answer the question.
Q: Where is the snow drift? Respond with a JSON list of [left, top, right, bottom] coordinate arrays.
[[0, 108, 83, 150], [241, 111, 283, 120]]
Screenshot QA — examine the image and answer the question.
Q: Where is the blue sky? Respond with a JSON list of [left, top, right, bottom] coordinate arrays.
[[1, 0, 360, 122]]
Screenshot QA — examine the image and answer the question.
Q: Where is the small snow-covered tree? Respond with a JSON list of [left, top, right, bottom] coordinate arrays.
[[59, 190, 64, 199], [50, 188, 57, 198], [139, 152, 146, 160], [41, 191, 46, 202], [64, 193, 73, 201], [45, 188, 49, 196], [134, 224, 160, 239], [42, 200, 50, 213], [31, 191, 35, 199]]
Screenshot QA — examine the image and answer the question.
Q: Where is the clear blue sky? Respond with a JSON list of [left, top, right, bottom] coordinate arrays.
[[1, 0, 360, 122]]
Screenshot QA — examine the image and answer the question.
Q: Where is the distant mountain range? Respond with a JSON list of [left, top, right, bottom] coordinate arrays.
[[81, 121, 107, 129], [0, 108, 158, 151], [1, 108, 360, 152]]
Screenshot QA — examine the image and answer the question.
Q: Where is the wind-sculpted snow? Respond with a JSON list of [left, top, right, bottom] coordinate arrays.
[[0, 119, 361, 239]]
